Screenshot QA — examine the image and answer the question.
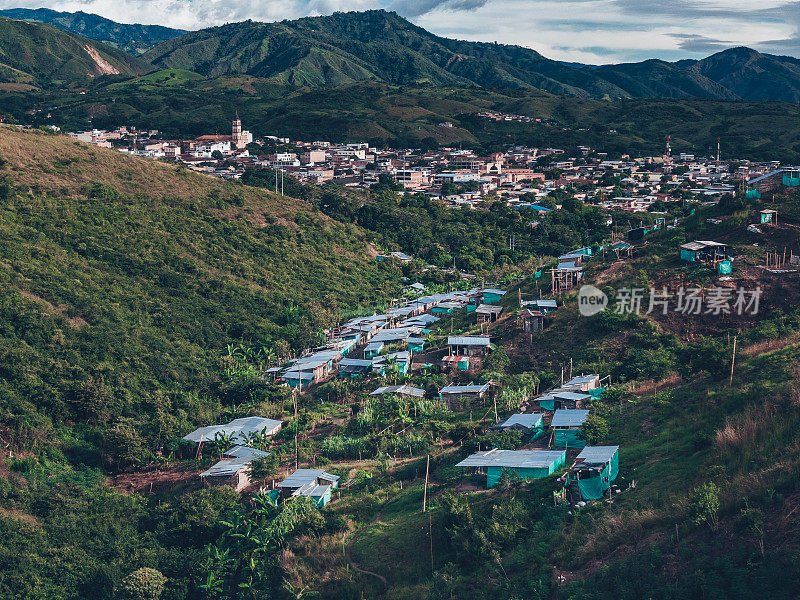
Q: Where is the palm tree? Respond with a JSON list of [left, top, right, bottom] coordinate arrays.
[[213, 431, 235, 458]]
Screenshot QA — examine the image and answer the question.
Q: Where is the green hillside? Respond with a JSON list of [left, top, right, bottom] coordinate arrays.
[[0, 17, 149, 88], [140, 10, 800, 101], [0, 8, 186, 54], [2, 125, 800, 599], [0, 124, 395, 464]]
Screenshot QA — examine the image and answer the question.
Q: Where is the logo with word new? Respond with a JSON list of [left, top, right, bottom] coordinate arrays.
[[578, 285, 608, 316]]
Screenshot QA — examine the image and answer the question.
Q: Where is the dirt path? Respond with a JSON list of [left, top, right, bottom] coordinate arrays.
[[345, 513, 388, 588]]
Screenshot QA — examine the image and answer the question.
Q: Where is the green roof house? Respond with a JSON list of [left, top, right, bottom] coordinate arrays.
[[456, 448, 566, 488], [566, 446, 619, 501]]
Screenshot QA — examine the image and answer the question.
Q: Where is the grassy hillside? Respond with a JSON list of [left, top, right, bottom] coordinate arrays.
[[0, 17, 149, 89], [0, 125, 396, 458]]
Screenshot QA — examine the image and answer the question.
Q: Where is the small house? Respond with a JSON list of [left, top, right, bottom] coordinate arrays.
[[278, 469, 340, 507], [407, 337, 426, 353], [476, 304, 503, 323], [456, 449, 566, 488], [441, 355, 470, 371], [440, 382, 491, 409], [482, 289, 506, 305], [364, 341, 384, 359], [492, 413, 544, 440], [199, 446, 270, 492], [527, 299, 558, 313], [679, 240, 729, 264], [372, 351, 411, 376], [447, 336, 490, 357], [183, 416, 282, 446], [370, 384, 425, 399], [562, 374, 603, 394], [517, 309, 544, 332], [551, 391, 592, 410], [565, 446, 619, 501], [432, 301, 462, 315], [338, 358, 373, 378], [551, 409, 590, 449], [760, 209, 777, 225]]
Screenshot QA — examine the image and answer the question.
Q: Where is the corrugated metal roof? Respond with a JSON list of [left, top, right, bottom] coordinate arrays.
[[553, 391, 591, 401], [476, 304, 503, 313], [551, 409, 589, 427], [292, 483, 331, 499], [535, 299, 558, 308], [278, 469, 340, 489], [681, 240, 727, 251], [370, 385, 425, 397], [183, 416, 282, 444], [499, 413, 543, 429], [576, 446, 618, 464], [564, 374, 599, 386], [456, 449, 564, 469], [339, 358, 373, 367], [200, 457, 250, 477], [447, 336, 490, 346], [482, 289, 506, 295], [281, 371, 315, 380], [224, 445, 271, 460], [440, 383, 491, 394]]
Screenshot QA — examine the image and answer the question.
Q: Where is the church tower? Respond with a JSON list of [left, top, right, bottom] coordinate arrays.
[[231, 113, 251, 148], [232, 113, 242, 139]]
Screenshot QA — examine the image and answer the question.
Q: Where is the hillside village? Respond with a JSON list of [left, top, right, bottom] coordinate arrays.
[[68, 116, 798, 212], [3, 120, 800, 599]]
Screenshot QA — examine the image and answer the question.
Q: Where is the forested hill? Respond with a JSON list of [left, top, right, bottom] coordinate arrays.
[[0, 17, 149, 88], [141, 10, 800, 101], [0, 7, 186, 54], [6, 9, 800, 100]]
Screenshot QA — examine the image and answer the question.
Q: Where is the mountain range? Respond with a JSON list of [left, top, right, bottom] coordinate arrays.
[[5, 8, 800, 102]]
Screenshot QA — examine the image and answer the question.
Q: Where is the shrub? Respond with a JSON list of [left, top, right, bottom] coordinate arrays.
[[86, 181, 122, 201], [581, 414, 609, 445], [689, 482, 720, 528], [120, 567, 166, 600]]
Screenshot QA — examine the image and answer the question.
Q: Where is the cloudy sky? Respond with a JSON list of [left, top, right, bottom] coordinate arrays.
[[5, 0, 800, 63]]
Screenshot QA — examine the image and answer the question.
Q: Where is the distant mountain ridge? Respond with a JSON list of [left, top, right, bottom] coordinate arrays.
[[140, 10, 800, 102], [0, 7, 186, 54], [5, 8, 800, 101]]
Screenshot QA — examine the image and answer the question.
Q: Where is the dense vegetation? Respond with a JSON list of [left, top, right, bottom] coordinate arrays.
[[7, 78, 800, 162]]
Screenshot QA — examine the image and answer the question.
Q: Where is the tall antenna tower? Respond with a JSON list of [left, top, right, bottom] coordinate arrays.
[[716, 138, 721, 172], [665, 135, 671, 169]]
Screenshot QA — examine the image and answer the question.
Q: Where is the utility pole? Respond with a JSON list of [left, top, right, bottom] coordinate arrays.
[[294, 370, 300, 470], [729, 335, 737, 387], [423, 454, 430, 512]]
